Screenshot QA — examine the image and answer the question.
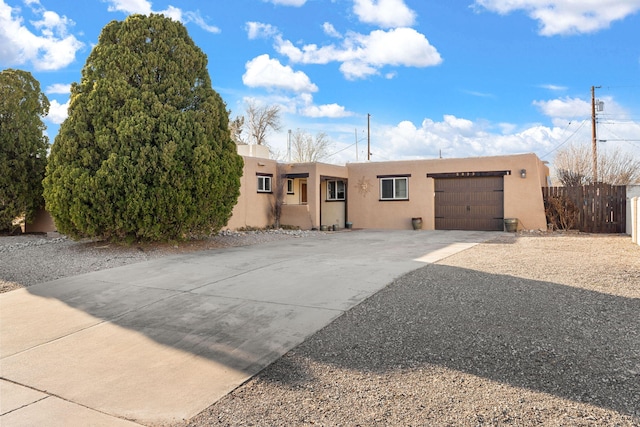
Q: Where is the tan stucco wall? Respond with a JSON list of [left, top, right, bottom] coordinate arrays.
[[224, 155, 278, 230], [224, 158, 348, 230], [236, 144, 270, 159], [320, 182, 346, 228], [281, 162, 349, 229], [346, 153, 549, 231]]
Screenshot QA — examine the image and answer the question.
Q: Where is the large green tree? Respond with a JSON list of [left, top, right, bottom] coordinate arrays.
[[43, 14, 243, 241], [0, 69, 49, 232]]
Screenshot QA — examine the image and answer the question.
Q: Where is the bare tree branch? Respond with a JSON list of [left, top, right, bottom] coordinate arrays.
[[228, 113, 246, 145], [291, 129, 332, 163], [553, 142, 640, 186], [245, 100, 281, 146]]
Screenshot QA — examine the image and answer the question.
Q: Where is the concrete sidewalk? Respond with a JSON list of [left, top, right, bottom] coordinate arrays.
[[1, 230, 499, 426]]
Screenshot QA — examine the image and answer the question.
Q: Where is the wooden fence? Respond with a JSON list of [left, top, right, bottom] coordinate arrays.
[[542, 184, 626, 233]]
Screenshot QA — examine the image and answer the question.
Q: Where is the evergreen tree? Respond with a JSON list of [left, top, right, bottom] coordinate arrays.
[[0, 69, 49, 232], [44, 14, 243, 241]]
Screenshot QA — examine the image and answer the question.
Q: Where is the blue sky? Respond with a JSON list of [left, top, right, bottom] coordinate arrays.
[[1, 0, 640, 168]]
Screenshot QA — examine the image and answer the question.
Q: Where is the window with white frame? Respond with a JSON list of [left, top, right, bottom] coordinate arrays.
[[379, 176, 408, 200], [257, 175, 272, 193], [287, 178, 294, 194], [327, 180, 345, 201]]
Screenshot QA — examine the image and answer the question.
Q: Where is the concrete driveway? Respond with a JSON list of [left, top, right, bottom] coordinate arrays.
[[1, 229, 500, 426]]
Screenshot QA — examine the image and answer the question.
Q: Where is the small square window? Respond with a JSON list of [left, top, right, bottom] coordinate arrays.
[[257, 175, 272, 193], [380, 177, 408, 200], [327, 180, 345, 201]]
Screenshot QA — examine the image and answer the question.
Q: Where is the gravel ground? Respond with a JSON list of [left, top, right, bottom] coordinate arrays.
[[0, 229, 321, 293], [2, 231, 639, 426]]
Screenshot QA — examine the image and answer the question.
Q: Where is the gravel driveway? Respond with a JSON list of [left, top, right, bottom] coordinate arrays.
[[2, 232, 639, 426]]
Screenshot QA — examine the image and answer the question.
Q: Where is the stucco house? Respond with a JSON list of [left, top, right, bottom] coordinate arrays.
[[26, 145, 550, 233], [230, 145, 550, 232]]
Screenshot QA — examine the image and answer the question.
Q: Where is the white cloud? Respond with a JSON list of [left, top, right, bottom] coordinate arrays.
[[367, 93, 640, 164], [159, 5, 182, 21], [104, 0, 220, 33], [264, 94, 639, 164], [374, 115, 559, 160], [540, 84, 568, 91], [462, 89, 495, 98], [246, 22, 279, 39], [238, 92, 352, 120], [474, 0, 640, 36], [275, 27, 442, 80], [302, 103, 351, 118], [46, 99, 69, 124], [183, 11, 221, 33], [105, 0, 152, 15], [534, 95, 630, 130], [443, 114, 475, 132], [299, 93, 352, 118], [353, 0, 417, 28], [243, 54, 319, 93], [323, 22, 342, 38], [45, 83, 71, 94], [265, 0, 307, 5], [533, 97, 591, 119], [0, 0, 83, 70]]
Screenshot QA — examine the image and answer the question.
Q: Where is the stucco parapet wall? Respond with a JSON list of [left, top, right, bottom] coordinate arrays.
[[237, 144, 270, 159], [345, 152, 543, 167]]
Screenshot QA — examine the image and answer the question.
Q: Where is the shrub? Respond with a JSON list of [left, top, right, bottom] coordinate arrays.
[[43, 14, 243, 242], [545, 195, 579, 231], [0, 69, 49, 231]]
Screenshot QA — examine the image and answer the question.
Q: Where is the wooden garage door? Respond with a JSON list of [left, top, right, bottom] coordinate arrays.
[[434, 176, 504, 231]]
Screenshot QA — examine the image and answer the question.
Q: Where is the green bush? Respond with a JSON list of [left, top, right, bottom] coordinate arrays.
[[0, 69, 49, 231], [43, 14, 243, 242]]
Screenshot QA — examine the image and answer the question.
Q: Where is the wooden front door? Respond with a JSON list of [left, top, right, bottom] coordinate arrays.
[[300, 180, 308, 204]]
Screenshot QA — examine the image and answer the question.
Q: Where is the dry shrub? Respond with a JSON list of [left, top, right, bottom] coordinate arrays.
[[545, 195, 579, 230]]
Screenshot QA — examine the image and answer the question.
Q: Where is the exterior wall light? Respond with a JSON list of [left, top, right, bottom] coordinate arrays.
[[520, 169, 526, 179]]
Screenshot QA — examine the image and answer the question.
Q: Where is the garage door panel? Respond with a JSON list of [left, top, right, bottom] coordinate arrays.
[[435, 217, 504, 231], [434, 176, 504, 231]]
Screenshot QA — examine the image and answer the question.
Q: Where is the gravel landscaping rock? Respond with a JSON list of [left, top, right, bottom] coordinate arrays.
[[2, 231, 639, 426], [0, 229, 323, 293]]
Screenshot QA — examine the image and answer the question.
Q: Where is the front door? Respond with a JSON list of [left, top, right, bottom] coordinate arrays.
[[300, 180, 308, 204]]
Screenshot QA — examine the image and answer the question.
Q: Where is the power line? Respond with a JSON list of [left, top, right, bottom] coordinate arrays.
[[324, 141, 357, 159], [598, 122, 640, 151], [540, 119, 587, 159]]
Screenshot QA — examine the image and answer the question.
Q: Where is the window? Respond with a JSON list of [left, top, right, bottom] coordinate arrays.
[[257, 175, 272, 193], [287, 179, 294, 194], [327, 180, 345, 201], [380, 177, 408, 200]]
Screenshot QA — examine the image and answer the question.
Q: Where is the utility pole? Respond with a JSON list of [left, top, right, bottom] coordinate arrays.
[[367, 113, 371, 161], [591, 85, 601, 183]]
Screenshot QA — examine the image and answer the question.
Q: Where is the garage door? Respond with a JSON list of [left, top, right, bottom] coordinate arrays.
[[434, 176, 504, 231]]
